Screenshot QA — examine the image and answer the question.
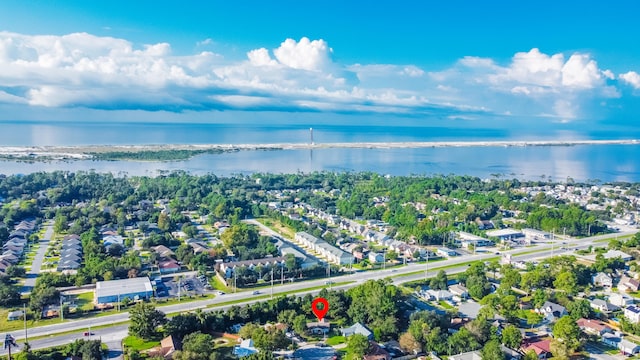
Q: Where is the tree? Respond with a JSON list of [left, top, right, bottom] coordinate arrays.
[[552, 315, 581, 352], [553, 271, 578, 295], [501, 325, 522, 349], [292, 315, 307, 335], [481, 340, 505, 360], [182, 332, 215, 356], [429, 270, 448, 290], [0, 283, 21, 306], [128, 302, 167, 340], [165, 314, 200, 340], [399, 332, 421, 354], [567, 298, 592, 320], [348, 334, 370, 358], [66, 339, 103, 360]]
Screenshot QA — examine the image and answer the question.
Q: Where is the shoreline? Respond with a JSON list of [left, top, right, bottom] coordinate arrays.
[[0, 139, 639, 161]]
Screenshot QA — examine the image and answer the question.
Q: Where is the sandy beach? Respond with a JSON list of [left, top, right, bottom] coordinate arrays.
[[0, 139, 639, 160]]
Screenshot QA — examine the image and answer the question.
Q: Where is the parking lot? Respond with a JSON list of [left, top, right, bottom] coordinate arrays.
[[154, 273, 213, 298]]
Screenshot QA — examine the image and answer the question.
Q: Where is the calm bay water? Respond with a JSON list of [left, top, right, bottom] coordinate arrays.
[[0, 121, 639, 182]]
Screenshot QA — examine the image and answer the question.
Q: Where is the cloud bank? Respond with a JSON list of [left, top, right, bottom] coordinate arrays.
[[0, 31, 638, 122]]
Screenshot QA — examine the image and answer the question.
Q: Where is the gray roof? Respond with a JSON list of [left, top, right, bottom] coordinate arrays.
[[458, 301, 482, 319], [340, 322, 372, 338], [95, 277, 153, 299]]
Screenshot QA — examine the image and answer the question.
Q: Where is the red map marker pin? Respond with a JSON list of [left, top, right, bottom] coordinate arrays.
[[311, 297, 329, 321]]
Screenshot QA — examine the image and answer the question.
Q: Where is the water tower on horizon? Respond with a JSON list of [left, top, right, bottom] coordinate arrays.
[[309, 127, 314, 145]]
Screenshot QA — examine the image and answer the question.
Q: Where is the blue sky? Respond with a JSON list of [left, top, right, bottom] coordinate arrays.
[[0, 0, 639, 128]]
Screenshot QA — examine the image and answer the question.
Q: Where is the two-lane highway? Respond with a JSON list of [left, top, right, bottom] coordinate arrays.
[[1, 229, 635, 356]]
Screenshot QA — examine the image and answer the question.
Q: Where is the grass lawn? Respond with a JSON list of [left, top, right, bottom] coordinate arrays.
[[326, 336, 346, 346], [256, 218, 295, 239], [211, 275, 230, 292], [123, 335, 160, 351], [439, 300, 454, 309], [75, 291, 96, 311]]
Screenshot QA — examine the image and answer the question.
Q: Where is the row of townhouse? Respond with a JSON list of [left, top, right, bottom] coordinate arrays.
[[0, 219, 37, 274], [57, 234, 83, 273], [295, 232, 353, 265]]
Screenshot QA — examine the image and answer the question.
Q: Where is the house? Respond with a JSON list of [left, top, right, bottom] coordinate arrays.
[[152, 245, 175, 258], [7, 310, 24, 321], [158, 259, 181, 274], [592, 272, 613, 287], [624, 305, 640, 323], [425, 289, 454, 301], [233, 339, 258, 357], [576, 318, 612, 336], [368, 252, 385, 263], [609, 293, 634, 307], [307, 320, 331, 335], [475, 219, 494, 230], [618, 275, 640, 292], [190, 242, 210, 254], [448, 350, 482, 360], [604, 333, 640, 356], [341, 322, 373, 339], [589, 299, 619, 313], [458, 301, 482, 320], [536, 301, 567, 321], [620, 338, 640, 355], [520, 339, 551, 359], [363, 342, 391, 360], [448, 284, 469, 299], [148, 335, 182, 359]]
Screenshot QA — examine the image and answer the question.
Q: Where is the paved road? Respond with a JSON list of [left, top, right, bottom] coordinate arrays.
[[1, 228, 635, 355], [22, 222, 53, 294]]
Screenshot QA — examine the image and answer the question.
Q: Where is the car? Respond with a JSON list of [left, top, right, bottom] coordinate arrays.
[[252, 290, 261, 295], [324, 281, 334, 285], [83, 332, 93, 336], [215, 291, 226, 295], [495, 252, 500, 255]]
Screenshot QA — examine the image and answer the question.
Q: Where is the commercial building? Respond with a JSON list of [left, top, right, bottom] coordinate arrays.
[[95, 277, 154, 305]]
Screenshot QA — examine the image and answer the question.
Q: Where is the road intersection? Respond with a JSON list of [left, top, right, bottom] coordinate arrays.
[[0, 229, 635, 356]]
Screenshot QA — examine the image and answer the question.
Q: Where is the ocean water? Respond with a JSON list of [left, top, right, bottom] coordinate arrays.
[[0, 120, 639, 182]]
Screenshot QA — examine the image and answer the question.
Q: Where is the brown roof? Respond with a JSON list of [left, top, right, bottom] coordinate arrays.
[[577, 318, 611, 332], [364, 342, 391, 360], [522, 339, 551, 355]]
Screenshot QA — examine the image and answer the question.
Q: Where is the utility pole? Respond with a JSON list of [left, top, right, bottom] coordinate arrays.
[[383, 249, 386, 270], [234, 269, 237, 293], [281, 265, 284, 285], [178, 277, 181, 302], [551, 229, 555, 258], [588, 224, 591, 237], [424, 252, 429, 282], [270, 267, 274, 299], [23, 303, 27, 345], [60, 296, 64, 321]]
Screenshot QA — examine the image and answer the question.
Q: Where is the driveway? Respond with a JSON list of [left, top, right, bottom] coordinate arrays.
[[21, 221, 53, 294], [585, 342, 625, 360]]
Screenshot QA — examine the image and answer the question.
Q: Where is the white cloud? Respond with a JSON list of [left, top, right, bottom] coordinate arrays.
[[247, 48, 277, 67], [0, 31, 637, 121], [561, 54, 602, 89], [273, 37, 332, 71], [620, 71, 640, 89]]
